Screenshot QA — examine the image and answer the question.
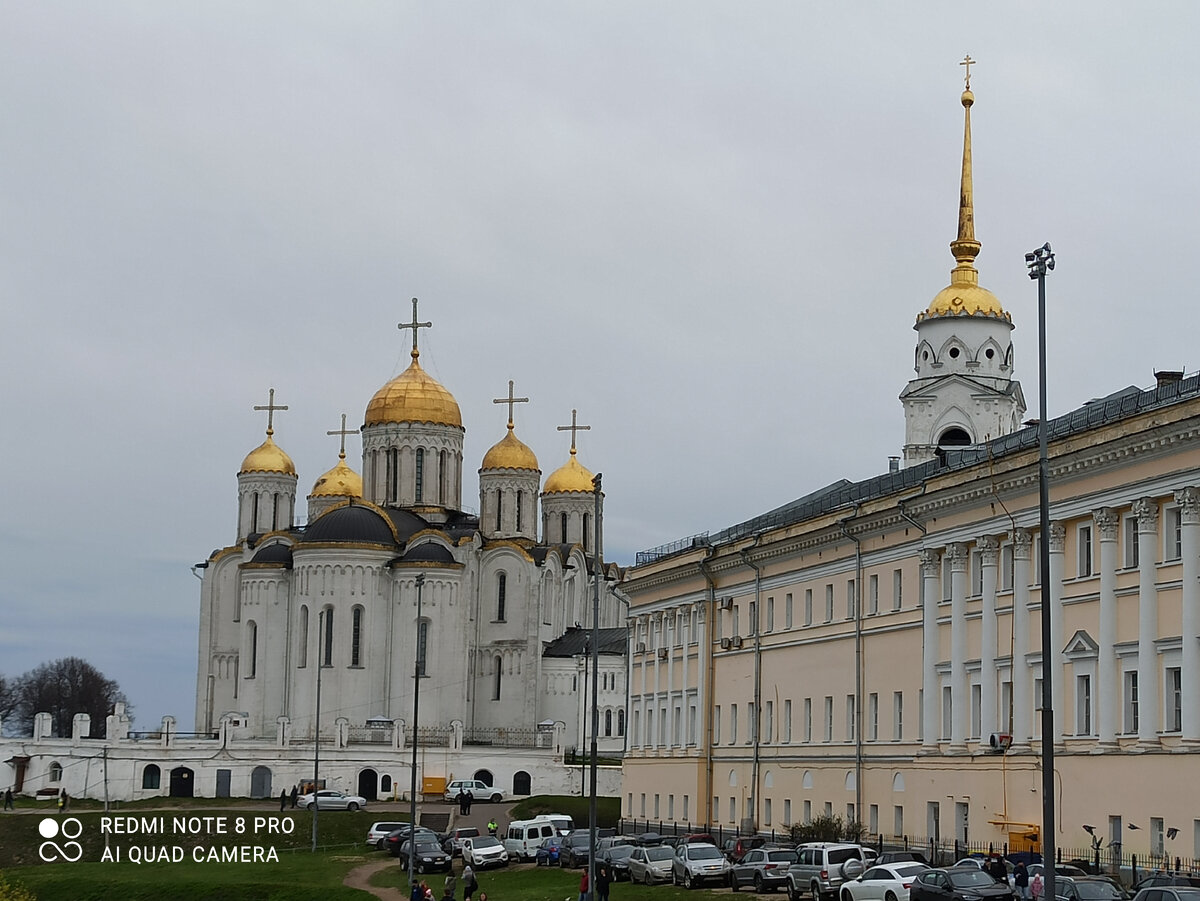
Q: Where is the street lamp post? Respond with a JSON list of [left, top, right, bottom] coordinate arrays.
[[588, 473, 603, 900], [312, 609, 325, 853], [408, 573, 426, 894], [1026, 242, 1056, 900]]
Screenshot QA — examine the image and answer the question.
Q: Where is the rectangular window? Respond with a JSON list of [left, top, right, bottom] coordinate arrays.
[[627, 793, 632, 815], [1124, 671, 1139, 733], [729, 797, 736, 823], [1001, 680, 1013, 733], [733, 604, 739, 638], [748, 600, 757, 636], [804, 697, 813, 742], [1124, 515, 1140, 568], [713, 706, 721, 745], [784, 799, 792, 826], [847, 579, 856, 619], [1034, 678, 1043, 738], [654, 794, 660, 818], [970, 683, 982, 739], [683, 795, 689, 821], [786, 593, 794, 629], [640, 793, 646, 816], [943, 555, 952, 600], [730, 704, 738, 745], [1078, 524, 1094, 577], [893, 569, 903, 610], [766, 596, 775, 632], [803, 800, 812, 824], [689, 703, 698, 744], [1167, 507, 1183, 561], [668, 794, 674, 819], [714, 796, 720, 822], [1168, 667, 1183, 732], [918, 689, 924, 740], [869, 574, 879, 615], [825, 584, 834, 622], [942, 686, 952, 740], [1001, 544, 1014, 591], [869, 804, 879, 834], [1151, 817, 1165, 858], [764, 798, 772, 826], [848, 803, 856, 824], [1077, 674, 1092, 735], [823, 696, 833, 742], [893, 691, 904, 741], [784, 699, 793, 742], [765, 699, 774, 743], [894, 805, 904, 837], [825, 801, 834, 818], [748, 701, 756, 743], [868, 692, 879, 740], [804, 589, 813, 626], [971, 549, 983, 596]]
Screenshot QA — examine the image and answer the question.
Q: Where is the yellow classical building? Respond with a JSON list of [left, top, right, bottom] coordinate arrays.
[[620, 77, 1200, 867]]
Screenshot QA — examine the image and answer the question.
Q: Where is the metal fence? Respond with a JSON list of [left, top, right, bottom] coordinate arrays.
[[463, 727, 539, 749]]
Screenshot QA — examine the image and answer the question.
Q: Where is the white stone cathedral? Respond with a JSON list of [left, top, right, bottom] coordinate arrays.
[[195, 305, 628, 774]]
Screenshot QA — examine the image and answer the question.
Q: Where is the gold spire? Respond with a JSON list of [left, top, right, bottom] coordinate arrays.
[[311, 413, 363, 497], [481, 380, 539, 471], [241, 387, 296, 475], [918, 57, 1010, 324], [364, 300, 463, 428], [543, 409, 595, 494]]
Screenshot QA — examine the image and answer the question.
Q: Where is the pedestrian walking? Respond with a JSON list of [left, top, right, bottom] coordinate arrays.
[[486, 817, 498, 836], [444, 866, 458, 900], [1014, 861, 1029, 900], [578, 869, 589, 901], [596, 863, 611, 901], [1031, 873, 1044, 901], [57, 790, 65, 813], [3, 788, 13, 810], [462, 864, 478, 901], [290, 785, 298, 809], [465, 790, 474, 814], [279, 789, 287, 811]]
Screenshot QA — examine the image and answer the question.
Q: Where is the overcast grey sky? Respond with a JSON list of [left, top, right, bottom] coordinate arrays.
[[3, 3, 1197, 731]]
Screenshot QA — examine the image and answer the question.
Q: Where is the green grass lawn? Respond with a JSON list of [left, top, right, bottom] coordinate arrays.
[[507, 794, 620, 826]]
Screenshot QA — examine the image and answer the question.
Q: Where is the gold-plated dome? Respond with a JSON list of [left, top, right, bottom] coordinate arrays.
[[543, 450, 595, 494], [364, 350, 462, 428], [310, 457, 363, 498], [240, 435, 296, 476], [481, 426, 539, 472], [921, 283, 1009, 320]]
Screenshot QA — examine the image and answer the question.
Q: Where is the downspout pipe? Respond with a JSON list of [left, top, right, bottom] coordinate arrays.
[[740, 533, 765, 833], [838, 512, 864, 826], [698, 546, 718, 829]]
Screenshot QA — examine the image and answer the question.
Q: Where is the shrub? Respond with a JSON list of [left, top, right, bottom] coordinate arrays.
[[790, 814, 866, 844]]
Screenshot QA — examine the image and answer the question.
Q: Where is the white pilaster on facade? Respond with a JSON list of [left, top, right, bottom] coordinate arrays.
[[695, 602, 707, 754], [1011, 530, 1032, 747], [979, 536, 999, 744], [666, 610, 676, 747], [1176, 487, 1200, 742], [921, 549, 941, 750], [1094, 508, 1119, 748], [948, 543, 969, 752], [1133, 497, 1160, 747], [1048, 522, 1066, 745]]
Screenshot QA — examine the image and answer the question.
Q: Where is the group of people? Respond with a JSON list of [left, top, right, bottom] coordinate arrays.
[[578, 864, 612, 901], [278, 785, 300, 810], [409, 862, 482, 901], [1010, 859, 1044, 900], [453, 789, 475, 815]]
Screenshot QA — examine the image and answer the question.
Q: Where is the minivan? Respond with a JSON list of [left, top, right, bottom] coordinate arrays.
[[503, 819, 558, 860]]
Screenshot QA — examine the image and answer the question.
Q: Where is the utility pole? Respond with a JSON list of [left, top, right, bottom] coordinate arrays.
[[587, 473, 603, 901]]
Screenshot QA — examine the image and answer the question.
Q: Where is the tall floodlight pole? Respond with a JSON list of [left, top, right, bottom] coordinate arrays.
[[409, 572, 426, 893], [312, 609, 325, 852], [1026, 242, 1056, 900], [588, 473, 603, 901]]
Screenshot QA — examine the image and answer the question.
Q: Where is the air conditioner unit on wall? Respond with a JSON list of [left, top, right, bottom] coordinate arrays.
[[657, 647, 669, 660], [636, 642, 646, 653], [731, 636, 744, 649], [988, 732, 1012, 752], [719, 638, 732, 650]]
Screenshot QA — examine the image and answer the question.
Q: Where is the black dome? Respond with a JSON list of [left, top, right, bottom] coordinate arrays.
[[251, 543, 293, 565], [384, 508, 430, 543], [303, 505, 397, 546], [399, 543, 456, 564]]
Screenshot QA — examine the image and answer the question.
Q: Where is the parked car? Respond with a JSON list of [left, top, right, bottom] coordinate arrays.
[[673, 842, 732, 889], [1133, 877, 1200, 893], [397, 838, 452, 874], [629, 845, 676, 885], [1131, 888, 1200, 901], [731, 847, 798, 893], [1055, 876, 1131, 901], [788, 843, 870, 901], [683, 832, 718, 845], [878, 852, 931, 867], [909, 867, 1016, 901], [731, 835, 770, 863], [597, 843, 638, 881], [386, 826, 440, 857], [366, 821, 407, 850], [443, 779, 504, 803], [1032, 865, 1089, 880], [461, 835, 509, 869], [504, 819, 558, 860], [444, 826, 481, 856], [562, 831, 595, 869], [840, 861, 932, 901], [535, 835, 567, 866], [296, 789, 368, 811]]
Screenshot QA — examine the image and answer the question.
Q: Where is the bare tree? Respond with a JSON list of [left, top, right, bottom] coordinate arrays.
[[5, 657, 131, 738]]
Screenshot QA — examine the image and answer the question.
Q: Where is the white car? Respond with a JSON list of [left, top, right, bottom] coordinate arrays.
[[462, 835, 510, 869], [297, 789, 367, 811], [673, 842, 731, 889], [443, 779, 505, 803], [840, 862, 931, 901], [366, 820, 407, 849]]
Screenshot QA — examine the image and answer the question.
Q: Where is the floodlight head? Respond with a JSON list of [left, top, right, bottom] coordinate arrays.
[[1042, 242, 1052, 254], [1046, 257, 1055, 271], [1025, 252, 1036, 263]]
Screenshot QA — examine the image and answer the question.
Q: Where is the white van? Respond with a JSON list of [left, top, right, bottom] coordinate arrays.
[[536, 814, 575, 836], [503, 819, 558, 860]]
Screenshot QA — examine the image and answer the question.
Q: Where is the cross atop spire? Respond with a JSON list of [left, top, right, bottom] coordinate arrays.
[[253, 388, 288, 437], [397, 297, 432, 361], [556, 409, 591, 456], [960, 54, 975, 90], [326, 413, 359, 461], [493, 380, 530, 429]]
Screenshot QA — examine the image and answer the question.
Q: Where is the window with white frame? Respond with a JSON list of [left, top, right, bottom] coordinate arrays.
[[764, 798, 772, 825], [785, 592, 793, 629], [893, 691, 903, 740], [765, 699, 774, 743], [1001, 544, 1014, 591], [784, 799, 791, 825], [825, 585, 834, 622], [730, 704, 738, 744], [803, 800, 812, 824], [893, 569, 903, 610], [971, 549, 983, 596], [654, 794, 660, 818], [942, 686, 952, 740], [970, 683, 981, 739], [784, 699, 793, 742], [713, 706, 720, 745], [895, 805, 904, 837], [869, 574, 879, 615], [1076, 674, 1092, 735], [868, 692, 879, 740], [748, 600, 757, 636], [1123, 671, 1139, 733], [1167, 667, 1183, 732], [640, 793, 646, 816], [805, 589, 813, 626], [823, 696, 833, 742], [766, 596, 774, 632], [918, 689, 924, 740], [869, 804, 879, 834], [804, 697, 813, 742], [1001, 680, 1013, 733], [845, 694, 856, 741], [748, 701, 756, 743], [1033, 678, 1043, 738], [1151, 817, 1165, 858], [1166, 507, 1182, 561], [729, 797, 736, 822], [668, 794, 674, 818], [1078, 524, 1093, 577], [847, 579, 856, 619], [1124, 515, 1139, 568]]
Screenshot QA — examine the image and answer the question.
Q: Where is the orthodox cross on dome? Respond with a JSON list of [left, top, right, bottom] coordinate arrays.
[[493, 380, 530, 429], [397, 297, 432, 359], [326, 413, 359, 461], [960, 54, 975, 90], [253, 387, 288, 437], [557, 408, 591, 455]]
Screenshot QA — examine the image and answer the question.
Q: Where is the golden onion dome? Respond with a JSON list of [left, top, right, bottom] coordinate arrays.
[[543, 451, 595, 494], [481, 426, 539, 472], [919, 282, 1010, 322], [310, 456, 363, 498], [364, 350, 462, 428], [240, 434, 296, 476]]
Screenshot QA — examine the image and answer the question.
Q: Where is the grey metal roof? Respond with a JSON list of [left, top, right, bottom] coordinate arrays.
[[543, 626, 628, 657], [636, 372, 1200, 566]]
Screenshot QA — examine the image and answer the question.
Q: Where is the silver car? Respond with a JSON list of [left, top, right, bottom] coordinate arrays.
[[296, 789, 368, 811], [628, 845, 675, 885], [731, 847, 798, 893], [673, 842, 732, 889]]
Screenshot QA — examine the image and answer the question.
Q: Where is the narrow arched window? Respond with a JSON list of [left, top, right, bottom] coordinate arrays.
[[415, 448, 425, 502], [387, 448, 399, 504], [497, 573, 507, 621], [492, 655, 502, 699], [618, 708, 626, 736], [439, 450, 447, 504], [251, 493, 259, 532], [417, 620, 429, 676], [247, 621, 258, 678], [142, 764, 161, 790], [322, 608, 334, 666], [583, 513, 590, 550], [49, 762, 63, 783], [561, 512, 568, 544], [351, 606, 364, 666], [298, 605, 309, 668], [516, 490, 523, 532], [272, 494, 280, 531], [496, 492, 503, 532], [605, 709, 613, 737]]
